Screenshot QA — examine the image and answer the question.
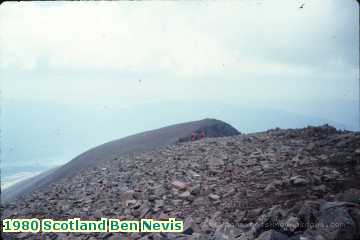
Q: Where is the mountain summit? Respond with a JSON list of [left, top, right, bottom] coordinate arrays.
[[3, 124, 360, 240], [2, 118, 240, 203]]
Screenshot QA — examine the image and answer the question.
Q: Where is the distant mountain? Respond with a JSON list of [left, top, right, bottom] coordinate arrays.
[[2, 100, 357, 173], [2, 118, 240, 203]]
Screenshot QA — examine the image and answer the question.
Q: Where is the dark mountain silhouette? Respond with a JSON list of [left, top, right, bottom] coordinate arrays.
[[2, 118, 240, 203]]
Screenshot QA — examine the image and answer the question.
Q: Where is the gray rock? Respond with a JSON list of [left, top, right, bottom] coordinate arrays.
[[214, 222, 243, 240], [264, 182, 277, 193], [3, 125, 360, 240], [336, 188, 360, 204], [171, 180, 188, 190], [301, 230, 327, 240], [209, 193, 221, 201], [188, 233, 209, 240], [320, 201, 358, 212], [179, 191, 192, 199], [290, 176, 309, 186], [255, 230, 289, 240], [311, 185, 326, 192], [317, 207, 356, 240], [348, 207, 360, 239], [298, 201, 320, 226], [284, 216, 300, 232]]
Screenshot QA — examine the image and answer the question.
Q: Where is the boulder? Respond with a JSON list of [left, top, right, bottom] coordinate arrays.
[[284, 216, 300, 233], [209, 193, 221, 201], [171, 180, 188, 190], [336, 189, 360, 204], [316, 206, 356, 240], [214, 222, 243, 240], [255, 230, 289, 240], [290, 176, 309, 186]]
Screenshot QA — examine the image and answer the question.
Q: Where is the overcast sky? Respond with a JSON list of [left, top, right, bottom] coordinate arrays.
[[0, 0, 359, 122], [0, 0, 359, 180]]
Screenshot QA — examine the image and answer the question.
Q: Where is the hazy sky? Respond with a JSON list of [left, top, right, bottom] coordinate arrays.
[[0, 1, 359, 178], [1, 0, 358, 106]]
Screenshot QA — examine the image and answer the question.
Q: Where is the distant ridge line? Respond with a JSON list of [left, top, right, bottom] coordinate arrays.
[[2, 118, 240, 203]]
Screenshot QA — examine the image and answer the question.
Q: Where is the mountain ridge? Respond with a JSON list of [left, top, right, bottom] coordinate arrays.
[[2, 118, 240, 203], [3, 124, 360, 240]]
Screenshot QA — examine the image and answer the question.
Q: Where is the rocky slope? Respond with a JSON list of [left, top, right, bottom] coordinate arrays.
[[2, 125, 360, 240], [2, 118, 239, 203]]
